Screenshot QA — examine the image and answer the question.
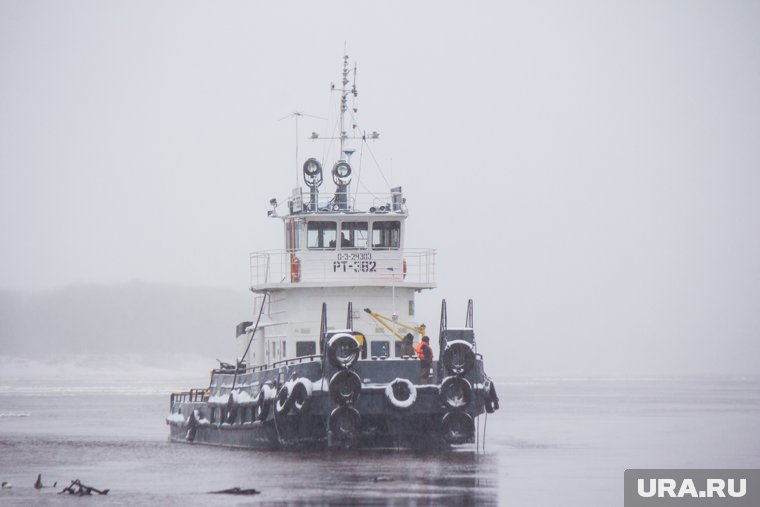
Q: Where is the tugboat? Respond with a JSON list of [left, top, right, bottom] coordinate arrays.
[[167, 55, 499, 449]]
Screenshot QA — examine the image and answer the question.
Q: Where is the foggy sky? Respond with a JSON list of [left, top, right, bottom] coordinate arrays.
[[1, 1, 759, 377]]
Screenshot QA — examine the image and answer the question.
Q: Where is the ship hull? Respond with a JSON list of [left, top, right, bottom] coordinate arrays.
[[167, 355, 496, 450]]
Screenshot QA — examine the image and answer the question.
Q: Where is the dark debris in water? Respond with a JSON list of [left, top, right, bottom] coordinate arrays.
[[59, 479, 109, 496], [209, 487, 261, 495], [34, 473, 56, 489]]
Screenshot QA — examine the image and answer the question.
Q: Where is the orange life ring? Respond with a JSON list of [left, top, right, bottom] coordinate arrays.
[[290, 254, 301, 282]]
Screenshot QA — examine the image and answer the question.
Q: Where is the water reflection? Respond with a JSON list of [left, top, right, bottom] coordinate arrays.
[[250, 449, 499, 506]]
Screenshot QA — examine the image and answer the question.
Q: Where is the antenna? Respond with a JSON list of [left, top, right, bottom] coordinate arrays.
[[339, 54, 350, 158], [279, 111, 326, 187]]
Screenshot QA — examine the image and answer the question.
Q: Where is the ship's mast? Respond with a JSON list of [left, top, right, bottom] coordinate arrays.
[[339, 54, 350, 159]]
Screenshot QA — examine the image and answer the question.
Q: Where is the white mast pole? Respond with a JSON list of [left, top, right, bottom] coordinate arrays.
[[340, 53, 349, 159]]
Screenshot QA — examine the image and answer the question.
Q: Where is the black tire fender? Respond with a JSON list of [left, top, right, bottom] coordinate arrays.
[[225, 393, 238, 423], [329, 370, 362, 405], [327, 333, 362, 369], [291, 380, 313, 413], [442, 340, 475, 375], [275, 384, 292, 415], [439, 376, 473, 410], [255, 387, 271, 421], [483, 378, 499, 413], [329, 405, 361, 437], [441, 411, 475, 445]]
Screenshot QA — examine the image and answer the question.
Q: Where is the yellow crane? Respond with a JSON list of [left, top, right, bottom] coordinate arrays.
[[363, 308, 426, 343]]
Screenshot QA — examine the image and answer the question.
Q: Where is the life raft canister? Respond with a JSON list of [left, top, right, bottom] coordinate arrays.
[[290, 254, 301, 282]]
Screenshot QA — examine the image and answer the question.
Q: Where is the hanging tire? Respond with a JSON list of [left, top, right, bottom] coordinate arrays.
[[275, 384, 292, 415], [225, 393, 239, 423], [442, 340, 475, 375], [384, 378, 417, 409], [291, 379, 313, 413], [486, 379, 499, 414], [329, 370, 362, 405], [255, 387, 271, 421], [484, 379, 499, 412], [185, 409, 198, 442], [439, 376, 472, 410], [441, 411, 475, 445], [327, 333, 361, 369], [329, 405, 361, 438]]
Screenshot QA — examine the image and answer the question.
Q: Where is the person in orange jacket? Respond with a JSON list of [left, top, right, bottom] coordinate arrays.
[[415, 336, 433, 384]]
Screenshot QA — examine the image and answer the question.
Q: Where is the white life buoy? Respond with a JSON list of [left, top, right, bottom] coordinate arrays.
[[384, 378, 417, 409]]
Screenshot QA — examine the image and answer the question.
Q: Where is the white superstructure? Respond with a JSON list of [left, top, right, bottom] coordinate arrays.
[[238, 55, 436, 368]]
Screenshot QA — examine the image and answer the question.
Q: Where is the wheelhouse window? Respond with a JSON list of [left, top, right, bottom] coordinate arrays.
[[340, 221, 368, 249], [296, 341, 316, 357], [370, 341, 390, 358], [307, 221, 337, 249], [372, 221, 401, 250]]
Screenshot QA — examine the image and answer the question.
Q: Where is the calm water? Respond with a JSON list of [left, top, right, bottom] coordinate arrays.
[[1, 366, 758, 506]]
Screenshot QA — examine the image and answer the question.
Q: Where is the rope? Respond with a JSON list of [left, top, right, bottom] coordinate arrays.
[[231, 292, 269, 391], [482, 411, 488, 453], [273, 398, 283, 444], [352, 138, 364, 206], [363, 140, 392, 190]]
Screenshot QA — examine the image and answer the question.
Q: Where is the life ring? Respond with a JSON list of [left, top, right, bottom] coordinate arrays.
[[402, 258, 407, 279], [327, 333, 361, 369], [329, 370, 362, 405], [291, 379, 313, 413], [329, 405, 361, 438], [442, 340, 475, 375], [384, 378, 417, 409], [290, 254, 301, 283], [441, 411, 475, 445], [439, 376, 472, 410], [275, 384, 292, 415]]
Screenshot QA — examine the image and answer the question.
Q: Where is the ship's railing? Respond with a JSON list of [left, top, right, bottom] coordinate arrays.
[[249, 248, 436, 287], [271, 354, 323, 368], [209, 355, 323, 378], [170, 388, 208, 405], [286, 190, 407, 215]]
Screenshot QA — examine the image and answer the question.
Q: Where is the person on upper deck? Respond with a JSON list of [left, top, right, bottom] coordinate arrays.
[[416, 336, 433, 385], [400, 333, 415, 357]]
